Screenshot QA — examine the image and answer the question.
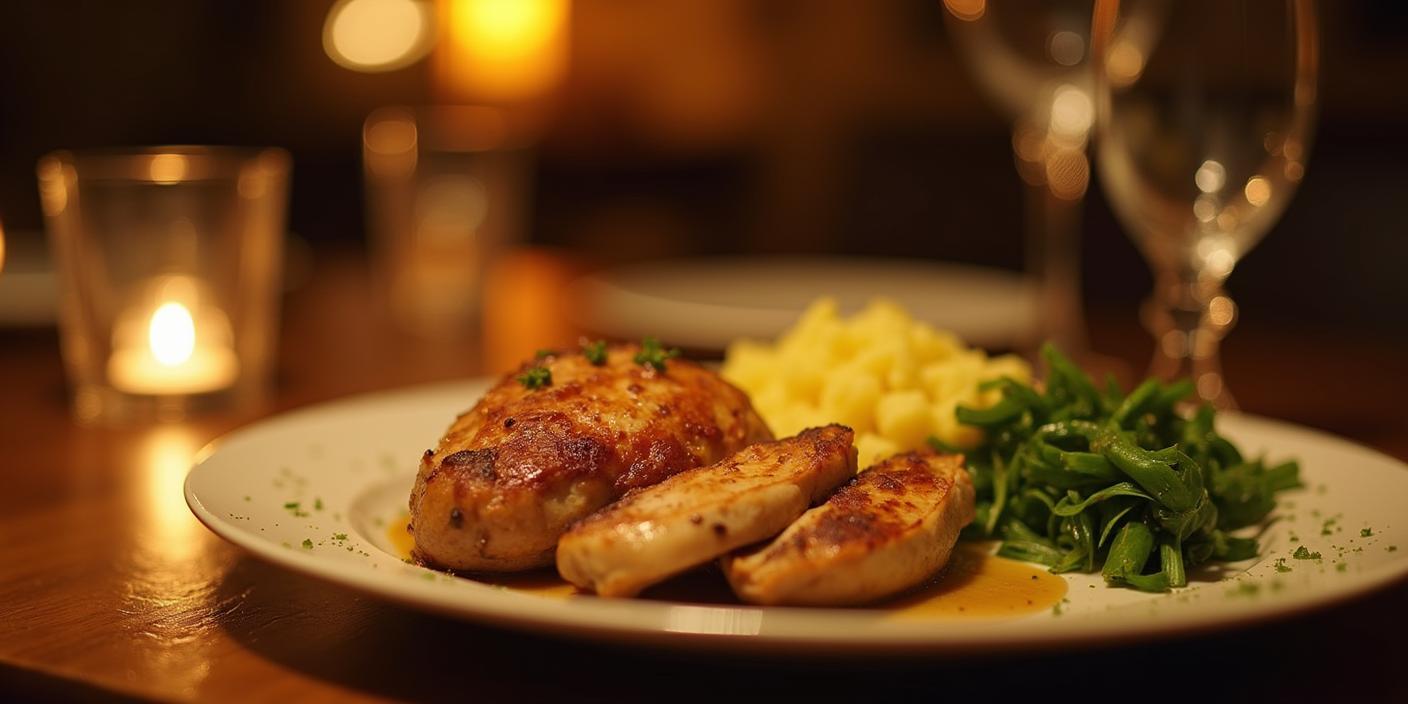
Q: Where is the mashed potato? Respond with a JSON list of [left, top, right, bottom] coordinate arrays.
[[721, 298, 1031, 468]]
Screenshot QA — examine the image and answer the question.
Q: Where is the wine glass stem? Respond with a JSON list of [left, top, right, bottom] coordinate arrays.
[[1143, 270, 1238, 409], [1021, 161, 1087, 358]]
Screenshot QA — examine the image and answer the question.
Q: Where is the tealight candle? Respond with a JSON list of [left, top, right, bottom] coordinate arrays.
[[107, 300, 240, 396]]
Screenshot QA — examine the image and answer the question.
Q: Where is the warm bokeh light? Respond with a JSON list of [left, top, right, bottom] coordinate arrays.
[[0, 219, 6, 276], [1048, 83, 1093, 139], [943, 0, 986, 22], [1193, 194, 1217, 222], [324, 0, 433, 72], [1105, 40, 1146, 88], [1044, 148, 1089, 200], [363, 109, 420, 180], [436, 0, 569, 101], [1048, 31, 1084, 67], [150, 302, 197, 367], [37, 157, 69, 215], [1244, 176, 1272, 207], [1208, 295, 1237, 327], [149, 154, 187, 184], [482, 250, 576, 372], [1194, 160, 1226, 194], [365, 115, 419, 157]]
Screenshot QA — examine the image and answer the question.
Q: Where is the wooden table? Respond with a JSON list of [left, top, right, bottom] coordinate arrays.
[[3, 249, 1406, 702]]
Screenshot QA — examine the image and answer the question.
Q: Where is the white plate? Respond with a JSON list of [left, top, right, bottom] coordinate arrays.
[[186, 379, 1408, 654], [568, 257, 1038, 350]]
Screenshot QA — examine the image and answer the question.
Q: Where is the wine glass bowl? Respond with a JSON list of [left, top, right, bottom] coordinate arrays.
[[1092, 0, 1318, 407], [944, 0, 1102, 355]]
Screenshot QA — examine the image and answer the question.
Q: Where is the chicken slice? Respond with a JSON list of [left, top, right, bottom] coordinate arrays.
[[556, 425, 857, 597], [723, 451, 975, 606]]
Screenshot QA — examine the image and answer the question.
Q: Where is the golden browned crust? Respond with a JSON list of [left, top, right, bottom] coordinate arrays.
[[799, 452, 957, 553], [723, 450, 975, 605], [556, 425, 856, 597], [570, 424, 855, 533], [409, 344, 774, 571]]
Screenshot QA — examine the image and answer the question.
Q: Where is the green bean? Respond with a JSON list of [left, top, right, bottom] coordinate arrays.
[[1161, 535, 1187, 588], [1152, 379, 1195, 413], [1103, 520, 1155, 583], [1051, 482, 1151, 517], [1111, 379, 1160, 428], [1122, 570, 1171, 592], [1102, 438, 1197, 512], [1060, 451, 1123, 482], [955, 397, 1024, 427], [1097, 500, 1137, 547], [985, 450, 1009, 536]]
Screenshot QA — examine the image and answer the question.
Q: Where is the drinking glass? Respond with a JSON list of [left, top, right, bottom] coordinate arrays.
[[38, 147, 290, 422], [1092, 0, 1318, 407], [363, 106, 534, 338], [945, 1, 1129, 355]]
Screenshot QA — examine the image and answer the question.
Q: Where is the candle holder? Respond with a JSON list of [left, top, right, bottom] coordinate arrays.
[[38, 147, 291, 423], [363, 106, 533, 338]]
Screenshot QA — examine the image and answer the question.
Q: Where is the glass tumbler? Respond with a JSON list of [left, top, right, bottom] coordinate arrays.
[[38, 147, 291, 422], [363, 106, 534, 338]]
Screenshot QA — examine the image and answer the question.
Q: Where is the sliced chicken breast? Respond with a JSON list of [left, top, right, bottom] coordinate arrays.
[[723, 451, 975, 606], [556, 425, 857, 597]]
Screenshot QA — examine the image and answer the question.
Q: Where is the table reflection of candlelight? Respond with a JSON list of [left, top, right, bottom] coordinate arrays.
[[107, 283, 240, 396], [435, 0, 569, 102]]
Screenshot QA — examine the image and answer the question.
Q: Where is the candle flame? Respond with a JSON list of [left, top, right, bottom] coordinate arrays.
[[149, 302, 197, 367]]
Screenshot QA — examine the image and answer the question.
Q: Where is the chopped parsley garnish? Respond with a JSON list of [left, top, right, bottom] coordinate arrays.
[[1336, 562, 1348, 572], [301, 538, 314, 549], [1273, 558, 1291, 573], [634, 336, 680, 371], [314, 497, 324, 511], [535, 348, 556, 359], [284, 501, 299, 509], [1292, 546, 1321, 560], [582, 340, 608, 366], [332, 532, 348, 541], [517, 366, 552, 390], [1361, 527, 1374, 537]]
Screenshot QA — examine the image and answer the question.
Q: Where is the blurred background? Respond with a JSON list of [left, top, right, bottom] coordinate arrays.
[[1, 0, 1405, 357]]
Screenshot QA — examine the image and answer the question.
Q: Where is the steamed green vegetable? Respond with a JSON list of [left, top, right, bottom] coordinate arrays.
[[936, 343, 1300, 592]]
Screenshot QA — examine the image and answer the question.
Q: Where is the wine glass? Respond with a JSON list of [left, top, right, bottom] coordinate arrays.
[[944, 0, 1162, 358], [1092, 0, 1318, 408]]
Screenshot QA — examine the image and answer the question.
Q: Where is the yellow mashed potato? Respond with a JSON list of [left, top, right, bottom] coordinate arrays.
[[721, 298, 1031, 468]]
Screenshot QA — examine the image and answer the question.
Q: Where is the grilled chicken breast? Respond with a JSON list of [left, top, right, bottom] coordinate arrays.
[[409, 344, 773, 572], [723, 451, 974, 606], [557, 425, 857, 597]]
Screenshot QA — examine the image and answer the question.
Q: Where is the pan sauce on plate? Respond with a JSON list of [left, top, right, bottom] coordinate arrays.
[[388, 514, 1066, 617]]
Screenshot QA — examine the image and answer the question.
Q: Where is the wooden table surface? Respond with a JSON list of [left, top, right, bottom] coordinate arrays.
[[2, 249, 1406, 702]]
